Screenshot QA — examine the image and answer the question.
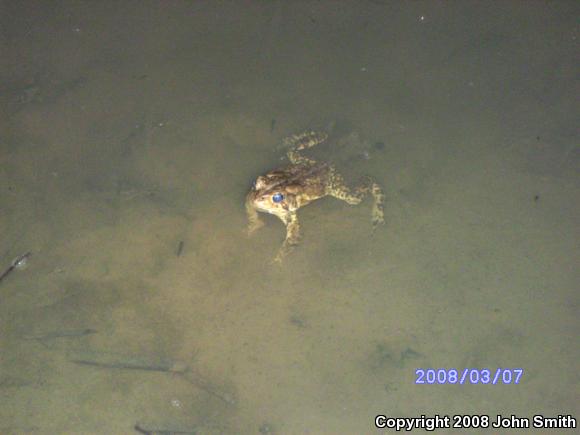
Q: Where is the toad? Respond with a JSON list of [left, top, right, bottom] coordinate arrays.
[[245, 131, 385, 262]]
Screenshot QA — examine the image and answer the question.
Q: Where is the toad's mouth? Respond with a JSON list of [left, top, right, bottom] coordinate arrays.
[[255, 202, 287, 215], [259, 206, 279, 214], [253, 201, 274, 213]]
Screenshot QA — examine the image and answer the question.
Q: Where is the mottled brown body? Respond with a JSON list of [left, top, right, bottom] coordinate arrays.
[[246, 131, 385, 262]]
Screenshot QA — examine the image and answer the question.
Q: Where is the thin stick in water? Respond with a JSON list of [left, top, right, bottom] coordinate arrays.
[[70, 358, 188, 374], [0, 252, 31, 285], [176, 241, 184, 257], [134, 424, 197, 435]]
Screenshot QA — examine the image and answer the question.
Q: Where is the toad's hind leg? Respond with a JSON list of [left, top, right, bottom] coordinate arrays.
[[370, 181, 386, 228], [284, 131, 328, 165], [327, 173, 385, 228]]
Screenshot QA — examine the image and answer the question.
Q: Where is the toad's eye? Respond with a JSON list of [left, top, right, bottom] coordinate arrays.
[[272, 193, 284, 203]]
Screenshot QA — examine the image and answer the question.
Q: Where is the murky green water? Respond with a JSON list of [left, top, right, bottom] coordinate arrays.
[[1, 1, 578, 434]]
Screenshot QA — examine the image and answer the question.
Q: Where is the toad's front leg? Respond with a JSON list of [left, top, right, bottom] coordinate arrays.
[[273, 212, 301, 263], [245, 199, 264, 236]]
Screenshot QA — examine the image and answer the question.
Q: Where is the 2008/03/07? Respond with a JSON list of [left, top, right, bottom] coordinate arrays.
[[415, 368, 524, 385]]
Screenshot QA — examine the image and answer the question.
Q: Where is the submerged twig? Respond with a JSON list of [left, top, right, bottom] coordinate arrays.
[[134, 423, 197, 435], [70, 352, 235, 405], [0, 252, 31, 285], [70, 358, 188, 374], [181, 370, 236, 405], [176, 240, 184, 257]]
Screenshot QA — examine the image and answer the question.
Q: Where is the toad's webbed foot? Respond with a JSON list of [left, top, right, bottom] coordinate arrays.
[[327, 173, 385, 228], [246, 219, 264, 236]]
